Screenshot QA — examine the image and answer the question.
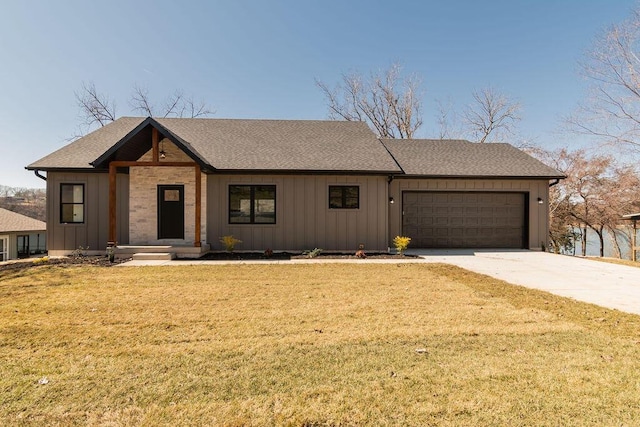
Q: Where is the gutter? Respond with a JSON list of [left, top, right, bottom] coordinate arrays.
[[549, 178, 560, 187], [33, 169, 47, 181]]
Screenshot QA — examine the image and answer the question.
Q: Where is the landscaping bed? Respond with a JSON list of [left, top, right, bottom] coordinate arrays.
[[200, 251, 416, 260], [0, 255, 129, 275]]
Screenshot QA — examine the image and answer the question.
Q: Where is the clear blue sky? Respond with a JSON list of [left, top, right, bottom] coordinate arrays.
[[0, 0, 635, 188]]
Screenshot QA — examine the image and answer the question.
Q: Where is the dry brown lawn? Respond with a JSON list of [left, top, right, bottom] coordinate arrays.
[[2, 263, 640, 426], [587, 256, 640, 268]]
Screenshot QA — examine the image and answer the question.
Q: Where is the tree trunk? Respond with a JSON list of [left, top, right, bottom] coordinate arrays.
[[581, 226, 587, 257], [607, 227, 623, 259], [596, 227, 605, 257]]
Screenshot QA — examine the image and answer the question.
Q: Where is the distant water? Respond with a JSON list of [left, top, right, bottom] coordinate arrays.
[[569, 228, 632, 259]]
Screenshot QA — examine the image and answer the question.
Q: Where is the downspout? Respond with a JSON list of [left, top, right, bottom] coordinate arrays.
[[544, 178, 561, 252], [33, 170, 47, 181]]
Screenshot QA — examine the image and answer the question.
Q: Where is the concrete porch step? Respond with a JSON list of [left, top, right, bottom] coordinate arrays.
[[116, 244, 210, 259], [132, 252, 176, 261]]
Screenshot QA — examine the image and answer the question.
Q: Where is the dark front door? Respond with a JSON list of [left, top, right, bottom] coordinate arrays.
[[158, 185, 185, 240]]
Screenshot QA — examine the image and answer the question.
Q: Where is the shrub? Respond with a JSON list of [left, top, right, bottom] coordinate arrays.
[[393, 236, 411, 255], [70, 246, 89, 259], [219, 235, 242, 252], [303, 248, 323, 258]]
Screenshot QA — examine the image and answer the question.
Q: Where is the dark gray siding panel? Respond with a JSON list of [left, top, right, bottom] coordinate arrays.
[[46, 172, 129, 255], [206, 174, 389, 252]]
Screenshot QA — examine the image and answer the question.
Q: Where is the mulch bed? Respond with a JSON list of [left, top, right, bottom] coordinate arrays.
[[0, 252, 415, 275], [0, 256, 129, 275], [201, 252, 415, 260]]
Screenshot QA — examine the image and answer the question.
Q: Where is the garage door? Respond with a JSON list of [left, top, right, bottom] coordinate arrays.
[[402, 192, 527, 248]]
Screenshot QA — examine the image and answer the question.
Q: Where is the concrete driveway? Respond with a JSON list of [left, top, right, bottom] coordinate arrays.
[[411, 249, 640, 315]]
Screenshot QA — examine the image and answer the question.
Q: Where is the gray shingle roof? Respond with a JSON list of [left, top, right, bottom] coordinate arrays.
[[0, 208, 46, 233], [155, 117, 402, 172], [382, 139, 564, 178], [27, 118, 563, 179], [28, 117, 402, 173], [27, 117, 146, 170]]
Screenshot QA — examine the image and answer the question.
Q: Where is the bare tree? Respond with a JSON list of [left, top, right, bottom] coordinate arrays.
[[179, 96, 214, 119], [130, 85, 156, 116], [75, 83, 215, 137], [316, 63, 423, 139], [529, 147, 582, 254], [463, 87, 521, 143], [528, 146, 640, 257], [547, 148, 640, 258], [568, 6, 640, 151], [435, 97, 463, 140], [130, 86, 215, 119], [75, 82, 117, 130]]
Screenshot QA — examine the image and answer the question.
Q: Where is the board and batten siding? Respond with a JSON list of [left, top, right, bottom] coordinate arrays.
[[388, 178, 550, 250], [207, 174, 389, 252], [46, 172, 129, 256]]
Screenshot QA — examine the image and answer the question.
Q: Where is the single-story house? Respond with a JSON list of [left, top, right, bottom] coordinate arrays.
[[26, 117, 563, 257], [0, 208, 47, 260]]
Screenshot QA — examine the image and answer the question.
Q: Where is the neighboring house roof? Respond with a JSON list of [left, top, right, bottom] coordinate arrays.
[[26, 117, 563, 178], [0, 208, 46, 233], [382, 139, 565, 178], [27, 117, 403, 174]]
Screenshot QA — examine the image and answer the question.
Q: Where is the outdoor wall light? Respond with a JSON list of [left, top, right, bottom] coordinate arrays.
[[537, 197, 544, 204], [159, 139, 167, 159], [389, 197, 395, 204]]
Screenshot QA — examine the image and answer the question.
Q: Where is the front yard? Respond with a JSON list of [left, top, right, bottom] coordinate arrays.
[[1, 263, 640, 425]]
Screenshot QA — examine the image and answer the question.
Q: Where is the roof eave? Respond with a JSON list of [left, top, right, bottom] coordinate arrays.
[[25, 166, 104, 172], [395, 174, 567, 180], [209, 168, 402, 175]]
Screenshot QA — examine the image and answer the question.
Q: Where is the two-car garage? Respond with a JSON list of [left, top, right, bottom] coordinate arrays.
[[382, 139, 563, 251], [402, 191, 527, 249]]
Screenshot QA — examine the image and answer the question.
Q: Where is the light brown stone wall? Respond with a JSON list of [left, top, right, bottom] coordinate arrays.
[[129, 166, 206, 246], [128, 140, 206, 246]]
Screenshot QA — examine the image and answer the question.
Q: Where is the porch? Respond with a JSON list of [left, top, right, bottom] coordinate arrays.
[[115, 244, 211, 260]]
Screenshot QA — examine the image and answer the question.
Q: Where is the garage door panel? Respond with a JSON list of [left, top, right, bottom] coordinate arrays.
[[450, 217, 464, 226], [403, 191, 526, 249]]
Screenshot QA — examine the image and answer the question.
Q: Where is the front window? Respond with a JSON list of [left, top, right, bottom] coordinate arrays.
[[60, 184, 84, 223], [329, 185, 359, 209], [229, 185, 276, 224]]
